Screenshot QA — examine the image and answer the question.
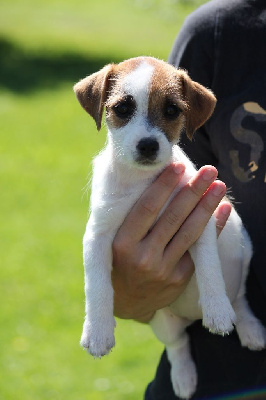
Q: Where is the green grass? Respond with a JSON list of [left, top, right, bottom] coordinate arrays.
[[0, 1, 207, 399]]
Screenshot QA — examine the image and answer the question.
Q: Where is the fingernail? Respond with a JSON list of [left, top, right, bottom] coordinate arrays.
[[221, 203, 231, 215], [211, 183, 226, 196], [173, 163, 185, 175], [202, 167, 217, 181]]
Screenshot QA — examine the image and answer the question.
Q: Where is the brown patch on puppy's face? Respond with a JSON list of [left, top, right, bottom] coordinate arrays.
[[105, 93, 137, 130], [147, 59, 187, 142], [74, 57, 142, 131], [105, 58, 145, 129], [104, 57, 186, 138], [74, 56, 216, 142], [146, 58, 216, 142]]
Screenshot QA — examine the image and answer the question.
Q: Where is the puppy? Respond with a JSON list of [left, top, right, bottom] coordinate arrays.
[[74, 57, 266, 399]]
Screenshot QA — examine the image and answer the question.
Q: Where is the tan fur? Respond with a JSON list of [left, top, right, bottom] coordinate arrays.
[[179, 70, 216, 139], [74, 64, 114, 130], [74, 57, 216, 140], [147, 59, 187, 142], [74, 58, 266, 400], [145, 58, 216, 140], [105, 95, 136, 130]]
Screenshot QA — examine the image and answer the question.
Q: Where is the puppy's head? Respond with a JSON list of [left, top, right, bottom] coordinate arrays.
[[74, 57, 216, 170]]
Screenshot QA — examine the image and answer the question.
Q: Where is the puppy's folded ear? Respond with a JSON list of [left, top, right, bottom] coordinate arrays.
[[179, 70, 217, 140], [73, 64, 114, 131]]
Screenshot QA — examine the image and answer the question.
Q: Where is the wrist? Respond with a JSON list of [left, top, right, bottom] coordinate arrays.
[[135, 311, 155, 324], [113, 298, 155, 323]]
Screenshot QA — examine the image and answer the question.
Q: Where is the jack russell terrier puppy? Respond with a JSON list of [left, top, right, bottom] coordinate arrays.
[[74, 56, 266, 399]]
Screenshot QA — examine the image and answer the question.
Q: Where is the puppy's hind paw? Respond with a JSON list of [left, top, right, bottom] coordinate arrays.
[[171, 359, 197, 399], [237, 318, 266, 351]]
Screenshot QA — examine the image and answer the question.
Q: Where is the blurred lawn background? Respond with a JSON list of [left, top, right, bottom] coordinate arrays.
[[0, 0, 207, 399]]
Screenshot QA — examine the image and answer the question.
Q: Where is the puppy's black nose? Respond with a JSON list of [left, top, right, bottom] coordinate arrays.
[[137, 138, 159, 159]]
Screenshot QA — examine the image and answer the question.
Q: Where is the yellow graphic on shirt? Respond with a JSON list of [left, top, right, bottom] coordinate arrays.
[[229, 102, 266, 182]]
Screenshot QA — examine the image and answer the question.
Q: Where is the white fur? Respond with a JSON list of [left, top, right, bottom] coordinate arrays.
[[122, 62, 154, 112], [79, 60, 266, 398], [107, 63, 172, 171]]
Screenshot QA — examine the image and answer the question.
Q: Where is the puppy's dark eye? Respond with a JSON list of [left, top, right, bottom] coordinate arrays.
[[113, 96, 135, 119], [115, 103, 130, 115], [164, 103, 181, 120]]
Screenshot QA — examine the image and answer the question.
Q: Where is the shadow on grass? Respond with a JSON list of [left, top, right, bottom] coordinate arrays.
[[0, 37, 121, 93]]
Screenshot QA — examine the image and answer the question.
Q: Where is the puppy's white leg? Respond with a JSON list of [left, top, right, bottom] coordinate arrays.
[[234, 228, 266, 350], [150, 309, 196, 399], [234, 296, 266, 350], [81, 227, 116, 358], [189, 217, 235, 335]]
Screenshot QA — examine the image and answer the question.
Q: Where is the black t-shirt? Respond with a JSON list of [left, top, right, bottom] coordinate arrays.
[[146, 1, 266, 398]]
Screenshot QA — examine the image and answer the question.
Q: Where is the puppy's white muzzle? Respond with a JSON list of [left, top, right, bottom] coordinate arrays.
[[109, 120, 172, 171]]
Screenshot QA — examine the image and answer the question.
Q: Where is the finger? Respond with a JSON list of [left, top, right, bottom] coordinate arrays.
[[165, 180, 227, 265], [149, 165, 218, 249], [170, 252, 195, 287], [153, 253, 195, 310], [214, 201, 232, 237], [115, 162, 185, 244]]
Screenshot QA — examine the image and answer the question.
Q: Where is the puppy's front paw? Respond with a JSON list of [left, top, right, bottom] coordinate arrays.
[[201, 295, 236, 335], [80, 317, 116, 358], [171, 359, 197, 399]]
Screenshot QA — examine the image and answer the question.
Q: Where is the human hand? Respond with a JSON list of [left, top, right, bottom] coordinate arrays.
[[112, 163, 231, 323]]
